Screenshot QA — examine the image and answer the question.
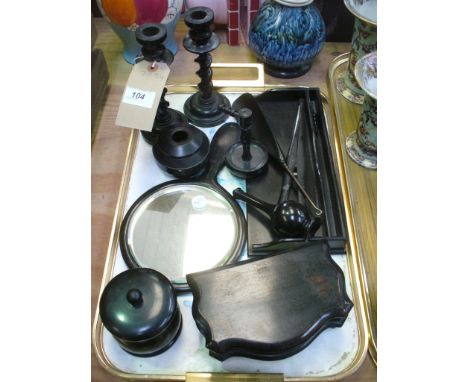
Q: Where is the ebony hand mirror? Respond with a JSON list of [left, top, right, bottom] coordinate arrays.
[[120, 123, 245, 293]]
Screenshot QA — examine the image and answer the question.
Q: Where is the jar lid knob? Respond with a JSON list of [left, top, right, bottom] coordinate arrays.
[[126, 288, 143, 308]]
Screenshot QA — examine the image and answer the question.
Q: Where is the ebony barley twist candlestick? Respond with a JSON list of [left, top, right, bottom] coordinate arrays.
[[183, 7, 231, 127], [135, 23, 188, 145]]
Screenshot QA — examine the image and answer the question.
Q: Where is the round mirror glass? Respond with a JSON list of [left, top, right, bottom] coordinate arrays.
[[122, 183, 244, 288]]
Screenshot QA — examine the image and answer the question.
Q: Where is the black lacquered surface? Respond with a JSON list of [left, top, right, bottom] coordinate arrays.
[[187, 242, 353, 361], [183, 6, 230, 127], [99, 268, 177, 342], [136, 23, 174, 64], [152, 122, 210, 178], [232, 89, 347, 254], [233, 188, 315, 238]]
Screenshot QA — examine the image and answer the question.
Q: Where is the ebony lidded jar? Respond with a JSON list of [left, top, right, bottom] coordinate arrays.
[[99, 268, 182, 357], [152, 122, 210, 179]]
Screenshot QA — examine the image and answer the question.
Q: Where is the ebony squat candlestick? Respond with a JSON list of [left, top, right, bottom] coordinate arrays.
[[219, 105, 268, 179], [135, 23, 187, 145], [183, 7, 231, 127]]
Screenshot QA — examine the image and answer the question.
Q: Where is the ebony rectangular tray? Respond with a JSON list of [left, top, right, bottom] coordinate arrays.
[[239, 88, 347, 255]]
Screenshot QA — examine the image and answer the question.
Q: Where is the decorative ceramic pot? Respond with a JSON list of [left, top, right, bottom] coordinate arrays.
[[336, 0, 377, 104], [97, 0, 183, 63], [249, 0, 326, 78], [346, 51, 377, 169]]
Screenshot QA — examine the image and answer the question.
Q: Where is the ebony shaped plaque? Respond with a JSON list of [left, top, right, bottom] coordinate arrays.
[[186, 242, 353, 361]]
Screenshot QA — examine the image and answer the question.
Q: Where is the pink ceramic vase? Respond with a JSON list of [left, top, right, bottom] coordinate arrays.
[[185, 0, 228, 24]]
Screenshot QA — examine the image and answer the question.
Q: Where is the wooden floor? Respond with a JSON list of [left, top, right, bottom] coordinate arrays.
[[91, 18, 377, 382]]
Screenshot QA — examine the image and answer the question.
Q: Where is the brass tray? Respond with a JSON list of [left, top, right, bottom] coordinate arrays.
[[327, 53, 377, 364], [92, 84, 369, 381]]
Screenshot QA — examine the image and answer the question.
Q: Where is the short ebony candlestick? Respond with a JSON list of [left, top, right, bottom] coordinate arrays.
[[135, 23, 188, 144], [220, 106, 268, 179], [183, 7, 231, 127]]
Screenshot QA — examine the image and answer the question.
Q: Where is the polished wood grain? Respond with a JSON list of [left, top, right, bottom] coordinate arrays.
[[327, 55, 377, 363], [91, 49, 109, 144], [91, 18, 376, 382]]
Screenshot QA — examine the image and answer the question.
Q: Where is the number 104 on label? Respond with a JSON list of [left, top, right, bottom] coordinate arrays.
[[122, 86, 156, 109]]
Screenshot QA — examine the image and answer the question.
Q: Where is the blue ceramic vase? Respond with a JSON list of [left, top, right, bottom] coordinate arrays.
[[249, 0, 326, 78], [97, 0, 183, 64]]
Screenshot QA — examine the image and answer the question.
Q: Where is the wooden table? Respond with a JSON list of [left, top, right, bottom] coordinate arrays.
[[91, 18, 377, 382]]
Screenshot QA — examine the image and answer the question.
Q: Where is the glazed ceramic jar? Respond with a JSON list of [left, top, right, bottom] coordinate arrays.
[[97, 0, 183, 63], [249, 0, 325, 78], [346, 51, 377, 169], [336, 0, 377, 104]]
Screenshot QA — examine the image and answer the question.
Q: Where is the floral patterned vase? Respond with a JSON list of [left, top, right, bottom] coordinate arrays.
[[249, 0, 325, 78], [346, 51, 377, 169], [97, 0, 183, 64], [336, 0, 377, 104]]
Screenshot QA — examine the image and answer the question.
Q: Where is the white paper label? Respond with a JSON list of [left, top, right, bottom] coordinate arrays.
[[115, 60, 170, 131], [122, 86, 156, 109]]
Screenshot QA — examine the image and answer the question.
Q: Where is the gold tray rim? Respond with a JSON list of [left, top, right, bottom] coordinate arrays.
[[327, 53, 377, 365], [92, 86, 369, 381]]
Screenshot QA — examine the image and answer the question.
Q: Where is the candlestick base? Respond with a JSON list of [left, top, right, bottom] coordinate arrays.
[[226, 142, 268, 179], [183, 92, 231, 127]]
